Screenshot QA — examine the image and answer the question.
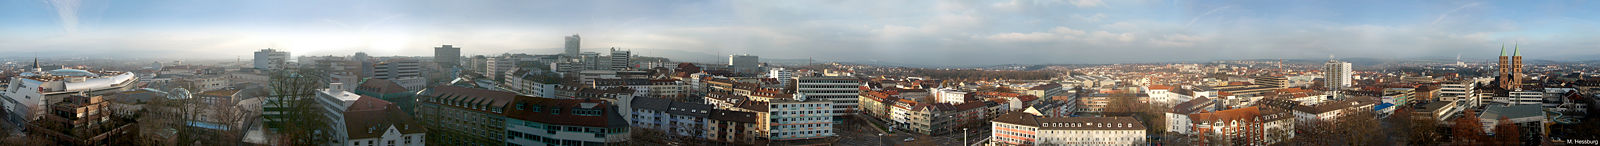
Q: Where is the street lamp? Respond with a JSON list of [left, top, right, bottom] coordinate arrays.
[[963, 128, 969, 146], [878, 133, 885, 146]]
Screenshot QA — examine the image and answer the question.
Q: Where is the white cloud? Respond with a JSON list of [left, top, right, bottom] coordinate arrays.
[[981, 32, 1058, 42], [1152, 34, 1206, 47], [1432, 2, 1482, 25], [1050, 26, 1087, 36], [1069, 0, 1103, 8], [1072, 13, 1107, 22], [1089, 31, 1135, 42], [992, 0, 1022, 10]]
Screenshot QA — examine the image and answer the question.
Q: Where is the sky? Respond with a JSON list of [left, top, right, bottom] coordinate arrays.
[[2, 0, 1598, 66]]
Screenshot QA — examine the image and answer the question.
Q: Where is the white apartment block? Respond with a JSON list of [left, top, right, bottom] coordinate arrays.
[[768, 99, 834, 141], [990, 113, 1147, 145], [794, 76, 860, 116]]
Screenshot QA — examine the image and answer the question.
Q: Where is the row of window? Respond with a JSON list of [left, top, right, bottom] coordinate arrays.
[[348, 135, 417, 146]]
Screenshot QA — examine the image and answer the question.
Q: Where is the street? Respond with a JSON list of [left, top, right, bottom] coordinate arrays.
[[833, 116, 990, 146]]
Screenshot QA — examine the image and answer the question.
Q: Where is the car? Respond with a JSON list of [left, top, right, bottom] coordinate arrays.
[[903, 137, 915, 142]]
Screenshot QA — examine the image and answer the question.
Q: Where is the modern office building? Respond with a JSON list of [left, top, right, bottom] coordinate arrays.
[[609, 48, 632, 70], [729, 55, 759, 74], [371, 58, 426, 90], [434, 45, 461, 69], [1478, 104, 1547, 145], [1440, 80, 1475, 101], [793, 76, 860, 117], [580, 52, 605, 70], [1323, 59, 1351, 96], [486, 56, 517, 81], [254, 48, 291, 70], [1253, 75, 1289, 89], [565, 34, 582, 58], [1020, 83, 1063, 100], [372, 59, 423, 80], [989, 113, 1148, 145]]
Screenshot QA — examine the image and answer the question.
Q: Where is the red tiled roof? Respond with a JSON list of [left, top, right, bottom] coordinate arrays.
[[1148, 85, 1174, 90], [1015, 95, 1039, 103], [343, 98, 424, 139], [1189, 106, 1262, 122], [346, 96, 393, 112]]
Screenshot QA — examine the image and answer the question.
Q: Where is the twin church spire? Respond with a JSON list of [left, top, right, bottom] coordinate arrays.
[[1499, 41, 1521, 57]]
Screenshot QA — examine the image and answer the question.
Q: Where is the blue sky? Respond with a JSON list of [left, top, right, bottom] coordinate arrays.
[[2, 0, 1598, 65]]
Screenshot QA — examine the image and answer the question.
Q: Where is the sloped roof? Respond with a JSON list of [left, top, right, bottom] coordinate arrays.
[[630, 96, 674, 111], [504, 97, 628, 128], [709, 109, 759, 123], [343, 100, 424, 139], [357, 79, 410, 94], [991, 112, 1040, 127], [1171, 97, 1214, 114], [422, 86, 519, 113], [1189, 106, 1263, 123], [346, 96, 393, 112], [1148, 85, 1174, 90]]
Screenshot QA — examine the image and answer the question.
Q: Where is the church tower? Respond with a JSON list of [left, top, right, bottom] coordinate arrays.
[[1497, 42, 1524, 90]]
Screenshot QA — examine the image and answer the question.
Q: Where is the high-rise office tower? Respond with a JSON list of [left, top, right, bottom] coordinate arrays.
[[1324, 59, 1351, 97], [1497, 43, 1524, 90], [434, 45, 461, 69], [729, 54, 759, 74], [254, 48, 290, 70], [565, 34, 581, 58]]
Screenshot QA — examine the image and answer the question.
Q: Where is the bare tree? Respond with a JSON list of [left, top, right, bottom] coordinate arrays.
[[1491, 117, 1521, 145], [207, 97, 253, 145], [263, 68, 333, 145], [1392, 108, 1441, 145], [1451, 109, 1484, 145], [1335, 110, 1381, 145]]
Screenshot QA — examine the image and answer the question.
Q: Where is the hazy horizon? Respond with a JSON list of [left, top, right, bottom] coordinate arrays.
[[4, 0, 1599, 66]]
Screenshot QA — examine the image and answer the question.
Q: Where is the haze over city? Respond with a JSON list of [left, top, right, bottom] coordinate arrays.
[[5, 0, 1600, 66], [6, 0, 1600, 146]]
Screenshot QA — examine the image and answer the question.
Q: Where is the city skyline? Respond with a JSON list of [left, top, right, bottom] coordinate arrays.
[[4, 0, 1600, 65]]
